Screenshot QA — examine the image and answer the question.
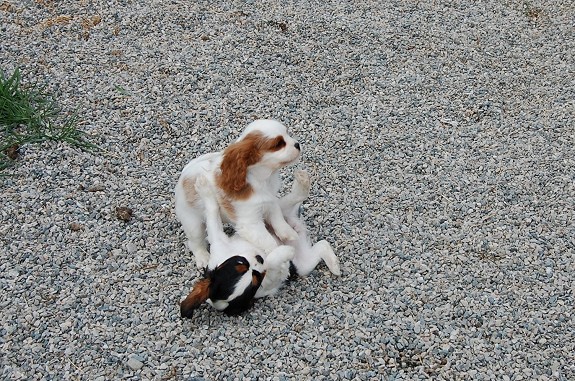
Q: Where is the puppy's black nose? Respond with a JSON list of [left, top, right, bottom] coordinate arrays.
[[294, 142, 301, 150]]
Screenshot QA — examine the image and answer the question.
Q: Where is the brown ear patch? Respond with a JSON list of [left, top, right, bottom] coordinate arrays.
[[217, 133, 262, 199], [217, 132, 283, 200], [180, 278, 210, 318]]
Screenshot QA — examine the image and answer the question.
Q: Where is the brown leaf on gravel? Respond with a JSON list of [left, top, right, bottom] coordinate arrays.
[[266, 20, 288, 32], [5, 144, 19, 160], [158, 119, 169, 129], [115, 207, 133, 222], [0, 1, 16, 12], [82, 15, 102, 30], [41, 15, 72, 28], [91, 15, 102, 26], [80, 15, 101, 40], [69, 222, 84, 231]]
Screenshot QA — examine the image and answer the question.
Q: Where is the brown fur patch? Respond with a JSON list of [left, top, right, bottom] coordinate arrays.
[[182, 177, 198, 206], [217, 193, 236, 221], [252, 271, 265, 286], [216, 132, 284, 200], [235, 264, 249, 274], [180, 278, 210, 318]]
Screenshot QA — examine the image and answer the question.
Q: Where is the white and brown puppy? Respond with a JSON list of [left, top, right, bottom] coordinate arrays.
[[175, 120, 301, 269], [180, 171, 340, 318]]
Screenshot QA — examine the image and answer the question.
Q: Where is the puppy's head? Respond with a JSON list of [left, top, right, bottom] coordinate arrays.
[[217, 120, 301, 199], [238, 120, 301, 168], [180, 255, 266, 318]]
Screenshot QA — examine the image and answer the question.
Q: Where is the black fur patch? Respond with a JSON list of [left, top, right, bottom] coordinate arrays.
[[288, 261, 299, 281], [208, 256, 249, 302], [222, 270, 264, 316]]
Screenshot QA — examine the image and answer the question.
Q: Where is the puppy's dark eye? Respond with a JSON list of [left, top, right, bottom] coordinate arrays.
[[274, 138, 286, 150], [255, 255, 264, 264]]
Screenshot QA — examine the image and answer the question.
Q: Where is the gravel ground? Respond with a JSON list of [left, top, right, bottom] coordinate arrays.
[[1, 0, 574, 380]]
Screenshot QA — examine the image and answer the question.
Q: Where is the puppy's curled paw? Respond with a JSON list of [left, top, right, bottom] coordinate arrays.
[[276, 225, 299, 243], [292, 169, 311, 195], [194, 251, 210, 270], [268, 245, 296, 265]]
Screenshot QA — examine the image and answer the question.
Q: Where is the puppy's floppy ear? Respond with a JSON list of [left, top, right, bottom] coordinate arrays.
[[180, 278, 211, 318], [217, 132, 263, 198]]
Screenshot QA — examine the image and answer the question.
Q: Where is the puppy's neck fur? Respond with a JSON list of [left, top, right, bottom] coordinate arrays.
[[247, 165, 276, 186], [218, 161, 279, 200]]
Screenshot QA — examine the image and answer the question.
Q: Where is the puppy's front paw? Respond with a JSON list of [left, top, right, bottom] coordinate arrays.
[[268, 245, 296, 264], [194, 250, 210, 270], [276, 225, 299, 243], [292, 169, 311, 196]]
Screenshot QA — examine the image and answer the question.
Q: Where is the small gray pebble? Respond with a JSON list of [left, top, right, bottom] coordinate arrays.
[[126, 358, 143, 370]]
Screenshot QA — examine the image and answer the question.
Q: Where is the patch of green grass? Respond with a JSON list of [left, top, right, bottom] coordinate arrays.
[[114, 84, 131, 96], [0, 68, 98, 173]]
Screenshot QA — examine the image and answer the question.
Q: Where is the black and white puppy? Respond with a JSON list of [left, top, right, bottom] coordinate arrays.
[[180, 170, 340, 318]]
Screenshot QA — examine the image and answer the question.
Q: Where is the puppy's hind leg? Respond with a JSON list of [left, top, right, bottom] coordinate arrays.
[[313, 240, 341, 276], [176, 177, 210, 269], [195, 176, 230, 246], [292, 240, 341, 277], [179, 215, 210, 270]]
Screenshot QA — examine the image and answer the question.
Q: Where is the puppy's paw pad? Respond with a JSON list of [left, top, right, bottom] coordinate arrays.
[[293, 170, 311, 193]]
